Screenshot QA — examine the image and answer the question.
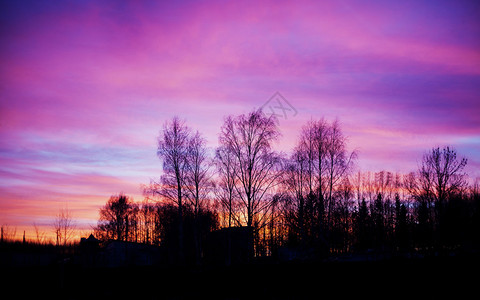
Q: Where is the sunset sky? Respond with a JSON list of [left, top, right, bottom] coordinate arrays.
[[1, 0, 479, 240]]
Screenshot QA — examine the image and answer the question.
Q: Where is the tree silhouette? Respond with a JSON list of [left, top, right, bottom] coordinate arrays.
[[371, 193, 385, 250], [96, 193, 134, 241], [154, 116, 191, 263], [355, 198, 371, 251], [299, 119, 330, 244], [404, 146, 468, 250], [184, 130, 213, 265], [324, 120, 356, 236], [219, 109, 282, 229], [96, 114, 479, 263], [215, 145, 241, 228], [394, 194, 409, 251], [53, 207, 76, 247], [282, 144, 310, 246]]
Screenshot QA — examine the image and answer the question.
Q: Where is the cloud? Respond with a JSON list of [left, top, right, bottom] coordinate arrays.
[[1, 0, 479, 236]]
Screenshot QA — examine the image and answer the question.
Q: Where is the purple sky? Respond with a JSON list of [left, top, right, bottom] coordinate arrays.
[[1, 0, 479, 239]]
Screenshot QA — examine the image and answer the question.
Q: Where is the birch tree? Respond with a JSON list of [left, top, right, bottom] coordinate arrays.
[[219, 109, 282, 229]]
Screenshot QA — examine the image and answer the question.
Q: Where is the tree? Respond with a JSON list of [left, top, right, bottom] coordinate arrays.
[[371, 193, 385, 249], [404, 146, 468, 249], [154, 116, 191, 263], [33, 222, 46, 244], [219, 109, 282, 229], [1, 224, 17, 242], [423, 146, 467, 205], [309, 118, 330, 208], [405, 169, 437, 249], [185, 131, 212, 213], [279, 118, 357, 253], [96, 193, 133, 241], [407, 147, 467, 207], [215, 145, 240, 228], [53, 207, 76, 247], [184, 130, 213, 264], [139, 199, 159, 245], [129, 202, 140, 242], [144, 117, 218, 263], [355, 198, 371, 251], [282, 144, 310, 245], [325, 119, 356, 231], [299, 119, 330, 239], [394, 193, 409, 250], [298, 118, 329, 197]]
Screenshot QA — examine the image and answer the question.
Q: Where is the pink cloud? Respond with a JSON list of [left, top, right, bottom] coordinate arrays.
[[1, 0, 479, 237]]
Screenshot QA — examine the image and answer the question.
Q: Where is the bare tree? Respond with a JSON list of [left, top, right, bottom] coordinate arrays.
[[215, 145, 240, 228], [53, 207, 76, 247], [153, 116, 191, 263], [214, 144, 241, 265], [219, 109, 283, 229], [403, 146, 468, 249], [129, 202, 140, 242], [298, 118, 330, 241], [280, 118, 356, 250], [1, 224, 17, 242], [325, 120, 356, 228], [33, 222, 46, 244], [406, 146, 467, 205], [185, 131, 213, 214], [139, 198, 158, 245], [309, 118, 330, 201], [282, 144, 310, 244], [425, 146, 468, 204], [184, 130, 213, 264]]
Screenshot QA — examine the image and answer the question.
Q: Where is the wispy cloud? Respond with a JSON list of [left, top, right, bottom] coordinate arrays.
[[1, 0, 479, 237]]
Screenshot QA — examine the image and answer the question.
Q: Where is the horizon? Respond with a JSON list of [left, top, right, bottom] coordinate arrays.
[[1, 0, 479, 241]]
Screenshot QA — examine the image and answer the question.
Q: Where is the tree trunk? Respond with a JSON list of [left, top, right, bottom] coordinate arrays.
[[177, 184, 184, 264]]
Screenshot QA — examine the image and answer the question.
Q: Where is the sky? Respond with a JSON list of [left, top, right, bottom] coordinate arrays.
[[1, 0, 479, 240]]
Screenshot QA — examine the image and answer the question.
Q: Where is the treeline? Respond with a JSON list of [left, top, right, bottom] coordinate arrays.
[[94, 109, 480, 263], [94, 194, 218, 263]]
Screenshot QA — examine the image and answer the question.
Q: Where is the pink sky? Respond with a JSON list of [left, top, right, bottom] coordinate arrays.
[[1, 0, 479, 240]]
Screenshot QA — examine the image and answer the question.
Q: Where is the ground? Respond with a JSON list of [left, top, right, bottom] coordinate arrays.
[[4, 254, 478, 299]]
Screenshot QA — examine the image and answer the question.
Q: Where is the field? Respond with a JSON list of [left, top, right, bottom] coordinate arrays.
[[3, 253, 478, 300]]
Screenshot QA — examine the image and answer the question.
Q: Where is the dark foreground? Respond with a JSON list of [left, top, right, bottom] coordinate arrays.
[[4, 255, 479, 300]]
